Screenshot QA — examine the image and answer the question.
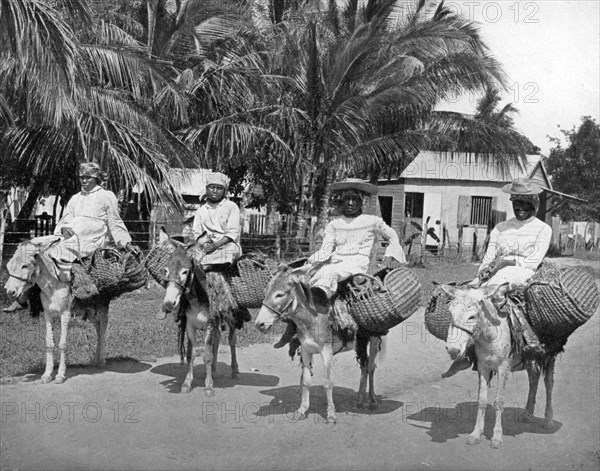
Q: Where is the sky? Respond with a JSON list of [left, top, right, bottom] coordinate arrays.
[[439, 0, 600, 155]]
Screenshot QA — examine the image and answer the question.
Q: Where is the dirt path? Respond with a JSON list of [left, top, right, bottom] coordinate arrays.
[[1, 262, 599, 471]]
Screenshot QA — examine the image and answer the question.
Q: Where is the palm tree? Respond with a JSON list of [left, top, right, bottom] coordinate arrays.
[[0, 0, 192, 227], [251, 0, 521, 245]]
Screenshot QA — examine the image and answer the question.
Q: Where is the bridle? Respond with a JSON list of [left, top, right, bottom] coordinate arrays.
[[166, 266, 194, 294], [450, 321, 474, 336], [7, 271, 32, 284], [262, 296, 295, 320]]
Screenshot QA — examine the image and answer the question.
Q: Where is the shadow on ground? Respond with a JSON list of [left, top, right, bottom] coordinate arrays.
[[150, 361, 280, 394], [406, 402, 563, 443], [12, 357, 153, 384], [254, 384, 404, 420]]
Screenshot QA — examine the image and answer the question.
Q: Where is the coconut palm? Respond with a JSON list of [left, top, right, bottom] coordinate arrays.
[[249, 0, 526, 243], [0, 0, 193, 226]]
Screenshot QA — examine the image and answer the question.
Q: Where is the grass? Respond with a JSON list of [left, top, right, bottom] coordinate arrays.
[[0, 261, 480, 379]]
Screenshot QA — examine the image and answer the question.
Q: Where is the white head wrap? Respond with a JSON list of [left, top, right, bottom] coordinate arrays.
[[206, 172, 230, 189]]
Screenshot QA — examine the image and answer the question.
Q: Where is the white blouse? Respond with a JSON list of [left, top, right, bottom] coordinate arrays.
[[480, 216, 552, 273], [308, 214, 407, 264]]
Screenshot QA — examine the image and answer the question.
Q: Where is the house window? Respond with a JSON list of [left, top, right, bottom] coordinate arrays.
[[470, 196, 492, 226], [404, 192, 424, 218], [378, 196, 393, 226]]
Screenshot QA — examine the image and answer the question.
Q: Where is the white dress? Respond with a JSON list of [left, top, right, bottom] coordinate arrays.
[[49, 186, 132, 262], [192, 199, 242, 266], [307, 214, 407, 297], [477, 216, 552, 289]]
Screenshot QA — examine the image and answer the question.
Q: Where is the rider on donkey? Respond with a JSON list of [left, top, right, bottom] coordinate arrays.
[[191, 171, 251, 327], [274, 178, 408, 350], [442, 177, 552, 377]]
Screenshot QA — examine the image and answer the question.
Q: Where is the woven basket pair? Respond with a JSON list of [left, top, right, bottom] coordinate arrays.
[[344, 267, 422, 335], [145, 241, 184, 286], [525, 261, 599, 353], [229, 256, 277, 309], [84, 248, 148, 299]]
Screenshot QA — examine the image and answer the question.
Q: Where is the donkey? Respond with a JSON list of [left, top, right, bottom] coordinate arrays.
[[159, 231, 239, 395], [255, 261, 386, 424], [3, 237, 109, 383], [440, 283, 556, 448]]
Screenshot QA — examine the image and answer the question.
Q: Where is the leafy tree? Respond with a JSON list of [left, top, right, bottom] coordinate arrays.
[[546, 116, 600, 221]]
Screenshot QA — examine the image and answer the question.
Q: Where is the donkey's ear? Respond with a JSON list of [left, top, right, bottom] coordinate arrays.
[[481, 298, 501, 326], [158, 227, 170, 244], [439, 284, 460, 297]]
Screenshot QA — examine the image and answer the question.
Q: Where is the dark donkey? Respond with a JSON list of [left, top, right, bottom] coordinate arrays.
[[160, 231, 239, 395]]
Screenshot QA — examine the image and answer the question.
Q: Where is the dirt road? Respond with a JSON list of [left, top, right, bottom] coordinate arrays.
[[1, 260, 599, 471]]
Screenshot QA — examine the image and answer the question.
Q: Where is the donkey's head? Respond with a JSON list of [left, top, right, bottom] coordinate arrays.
[[439, 283, 509, 360], [4, 241, 40, 303], [255, 259, 314, 332], [159, 229, 207, 313]]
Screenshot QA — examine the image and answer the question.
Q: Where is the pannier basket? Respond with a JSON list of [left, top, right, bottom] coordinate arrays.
[[344, 267, 422, 335], [145, 240, 183, 286], [229, 255, 277, 309], [525, 260, 599, 352], [424, 280, 472, 341], [85, 248, 148, 298]]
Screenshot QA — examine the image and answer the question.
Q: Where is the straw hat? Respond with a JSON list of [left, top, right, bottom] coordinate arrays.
[[501, 178, 544, 195], [330, 178, 378, 195]]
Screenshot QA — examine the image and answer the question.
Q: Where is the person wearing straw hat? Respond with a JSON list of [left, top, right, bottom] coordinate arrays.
[[192, 172, 242, 270], [49, 162, 140, 265], [475, 177, 552, 288], [274, 178, 407, 349], [442, 177, 552, 377]]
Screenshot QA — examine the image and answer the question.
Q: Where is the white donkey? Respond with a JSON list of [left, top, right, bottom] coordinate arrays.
[[440, 283, 556, 448], [4, 237, 109, 383], [255, 261, 385, 423]]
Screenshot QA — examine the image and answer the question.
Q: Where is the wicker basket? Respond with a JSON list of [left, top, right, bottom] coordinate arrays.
[[424, 281, 472, 341], [525, 260, 599, 353], [344, 267, 422, 335], [145, 241, 183, 285], [229, 256, 276, 308], [86, 248, 148, 298]]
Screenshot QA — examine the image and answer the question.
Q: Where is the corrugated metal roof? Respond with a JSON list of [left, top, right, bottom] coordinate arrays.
[[398, 151, 543, 182]]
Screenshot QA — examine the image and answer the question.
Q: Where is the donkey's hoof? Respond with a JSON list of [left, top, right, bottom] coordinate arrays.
[[231, 370, 239, 379], [96, 360, 106, 369], [542, 420, 555, 431], [205, 388, 215, 397], [180, 384, 192, 394], [490, 438, 503, 449], [466, 435, 481, 446], [293, 410, 307, 421], [40, 375, 52, 384], [520, 410, 535, 423], [326, 414, 337, 424], [54, 375, 66, 384]]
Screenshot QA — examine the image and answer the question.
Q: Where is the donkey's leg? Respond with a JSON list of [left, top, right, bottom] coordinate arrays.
[[203, 326, 216, 397], [181, 327, 195, 394], [523, 360, 541, 422], [54, 313, 70, 384], [228, 326, 239, 378], [322, 345, 336, 424], [92, 303, 109, 368], [355, 332, 369, 408], [367, 336, 382, 409], [211, 327, 221, 375], [41, 313, 55, 383], [490, 362, 510, 448], [467, 367, 490, 445], [542, 356, 556, 430], [295, 349, 313, 420]]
